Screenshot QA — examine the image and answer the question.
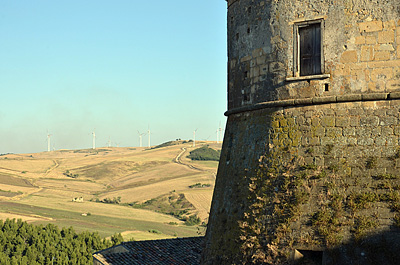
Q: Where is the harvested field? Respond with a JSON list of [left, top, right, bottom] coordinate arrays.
[[0, 173, 34, 187], [0, 141, 220, 239]]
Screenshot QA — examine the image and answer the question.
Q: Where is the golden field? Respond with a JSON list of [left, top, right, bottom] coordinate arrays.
[[0, 141, 220, 240]]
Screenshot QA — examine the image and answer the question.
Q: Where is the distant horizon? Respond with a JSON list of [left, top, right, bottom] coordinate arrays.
[[0, 0, 227, 154], [1, 138, 223, 155]]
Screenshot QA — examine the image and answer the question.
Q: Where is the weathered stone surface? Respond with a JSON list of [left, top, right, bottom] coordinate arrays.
[[359, 21, 383, 32], [204, 1, 400, 264]]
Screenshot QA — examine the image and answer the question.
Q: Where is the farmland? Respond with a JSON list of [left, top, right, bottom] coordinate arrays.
[[0, 141, 220, 240]]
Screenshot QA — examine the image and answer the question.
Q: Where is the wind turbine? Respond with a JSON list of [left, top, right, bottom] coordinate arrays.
[[47, 131, 52, 152], [217, 121, 223, 143], [92, 129, 96, 149], [193, 128, 198, 147], [147, 126, 151, 148], [137, 131, 145, 147], [107, 136, 111, 148]]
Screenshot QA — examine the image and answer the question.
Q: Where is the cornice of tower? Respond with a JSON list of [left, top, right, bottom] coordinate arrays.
[[226, 0, 239, 8]]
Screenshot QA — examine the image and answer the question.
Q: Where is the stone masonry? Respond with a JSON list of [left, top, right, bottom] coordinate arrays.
[[203, 1, 400, 264]]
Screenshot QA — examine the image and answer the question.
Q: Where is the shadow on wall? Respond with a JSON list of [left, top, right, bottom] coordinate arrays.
[[295, 230, 400, 265]]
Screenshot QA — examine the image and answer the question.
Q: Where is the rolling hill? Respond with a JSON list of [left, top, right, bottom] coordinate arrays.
[[0, 141, 221, 240]]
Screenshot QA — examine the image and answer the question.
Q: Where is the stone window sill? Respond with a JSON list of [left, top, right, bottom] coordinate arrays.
[[286, 74, 330, 82]]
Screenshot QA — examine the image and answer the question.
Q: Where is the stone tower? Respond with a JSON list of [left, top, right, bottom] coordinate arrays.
[[202, 0, 400, 264]]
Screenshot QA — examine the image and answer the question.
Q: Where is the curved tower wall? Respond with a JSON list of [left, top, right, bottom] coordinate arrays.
[[203, 1, 400, 264]]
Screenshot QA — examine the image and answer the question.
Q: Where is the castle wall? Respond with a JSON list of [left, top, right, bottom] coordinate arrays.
[[203, 100, 400, 264], [203, 0, 400, 264], [228, 0, 400, 109]]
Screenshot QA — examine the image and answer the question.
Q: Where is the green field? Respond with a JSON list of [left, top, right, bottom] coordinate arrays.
[[0, 141, 220, 241]]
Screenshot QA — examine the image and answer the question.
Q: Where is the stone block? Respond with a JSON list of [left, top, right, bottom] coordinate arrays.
[[314, 157, 324, 167], [240, 55, 252, 62], [256, 55, 266, 65], [320, 137, 335, 146], [334, 63, 350, 76], [394, 126, 400, 135], [385, 136, 397, 146], [365, 35, 377, 44], [349, 62, 368, 70], [368, 59, 400, 68], [386, 108, 399, 116], [355, 36, 365, 44], [387, 80, 400, 90], [269, 61, 285, 72], [295, 116, 305, 126], [374, 51, 391, 61], [361, 46, 374, 61], [251, 48, 264, 58], [398, 45, 400, 59], [374, 109, 386, 116], [370, 68, 393, 81], [260, 65, 268, 75], [340, 50, 358, 63], [311, 117, 320, 126], [304, 157, 314, 165], [322, 108, 335, 115], [336, 117, 350, 127], [343, 127, 356, 136], [349, 116, 361, 126], [250, 66, 260, 78], [295, 98, 313, 106], [313, 126, 325, 137], [309, 137, 320, 146], [356, 127, 372, 137], [351, 69, 365, 80], [359, 21, 383, 32], [337, 94, 362, 102], [312, 96, 335, 104], [382, 127, 394, 136], [384, 20, 396, 30], [377, 44, 395, 51], [347, 137, 357, 146], [362, 101, 379, 109], [360, 116, 379, 127], [380, 116, 397, 126], [326, 127, 343, 137], [368, 80, 385, 91], [378, 30, 395, 44], [335, 109, 348, 116], [375, 136, 387, 146], [321, 116, 335, 127], [371, 126, 382, 136]]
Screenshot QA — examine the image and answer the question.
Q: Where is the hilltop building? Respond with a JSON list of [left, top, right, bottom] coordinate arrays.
[[203, 0, 400, 264]]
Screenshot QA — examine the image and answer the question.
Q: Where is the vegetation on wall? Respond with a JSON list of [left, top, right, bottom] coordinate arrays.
[[237, 114, 400, 264]]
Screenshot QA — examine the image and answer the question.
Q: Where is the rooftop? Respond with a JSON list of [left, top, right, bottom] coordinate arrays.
[[93, 236, 204, 265]]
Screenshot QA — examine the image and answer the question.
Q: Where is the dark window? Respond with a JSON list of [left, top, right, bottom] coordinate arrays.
[[299, 23, 321, 76], [294, 19, 324, 77]]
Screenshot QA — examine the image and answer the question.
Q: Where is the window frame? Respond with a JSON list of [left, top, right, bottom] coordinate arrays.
[[293, 19, 325, 77]]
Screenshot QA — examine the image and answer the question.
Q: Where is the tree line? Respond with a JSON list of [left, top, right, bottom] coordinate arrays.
[[0, 218, 122, 264]]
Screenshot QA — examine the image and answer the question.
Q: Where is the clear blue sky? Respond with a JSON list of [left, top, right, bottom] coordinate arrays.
[[0, 1, 227, 154]]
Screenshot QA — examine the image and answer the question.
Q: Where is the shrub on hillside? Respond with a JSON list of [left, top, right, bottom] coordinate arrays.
[[63, 170, 79, 178], [151, 140, 180, 149], [184, 214, 201, 226], [187, 146, 221, 161]]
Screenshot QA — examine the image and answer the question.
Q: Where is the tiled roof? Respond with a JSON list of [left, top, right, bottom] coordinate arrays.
[[93, 236, 204, 265]]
